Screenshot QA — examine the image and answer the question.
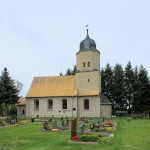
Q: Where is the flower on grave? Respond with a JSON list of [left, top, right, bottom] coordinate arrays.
[[105, 120, 112, 125], [71, 136, 79, 141]]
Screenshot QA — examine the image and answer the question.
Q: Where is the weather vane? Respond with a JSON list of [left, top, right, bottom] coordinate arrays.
[[85, 24, 89, 35]]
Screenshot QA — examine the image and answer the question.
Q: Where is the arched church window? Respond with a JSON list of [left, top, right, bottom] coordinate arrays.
[[34, 99, 39, 110], [84, 99, 89, 110], [88, 62, 90, 67], [62, 99, 67, 109], [83, 62, 86, 68], [48, 99, 53, 109]]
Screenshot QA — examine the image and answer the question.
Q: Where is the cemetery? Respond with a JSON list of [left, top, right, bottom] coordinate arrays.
[[0, 116, 150, 149]]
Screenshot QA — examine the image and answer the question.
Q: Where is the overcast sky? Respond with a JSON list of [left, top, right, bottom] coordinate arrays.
[[0, 0, 150, 96]]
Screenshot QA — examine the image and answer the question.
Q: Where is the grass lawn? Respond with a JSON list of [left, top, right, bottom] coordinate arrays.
[[0, 118, 150, 150]]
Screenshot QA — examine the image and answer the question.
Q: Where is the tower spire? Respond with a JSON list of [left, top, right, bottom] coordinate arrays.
[[87, 29, 89, 35], [85, 24, 89, 35]]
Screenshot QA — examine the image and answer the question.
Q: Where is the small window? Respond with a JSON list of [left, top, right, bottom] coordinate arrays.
[[72, 108, 76, 111], [83, 62, 86, 68], [88, 62, 90, 67], [22, 110, 25, 114], [62, 99, 67, 109], [84, 99, 89, 110], [34, 99, 39, 109], [88, 79, 90, 82], [48, 99, 53, 109]]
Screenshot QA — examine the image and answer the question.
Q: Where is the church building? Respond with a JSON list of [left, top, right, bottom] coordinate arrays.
[[17, 30, 112, 118]]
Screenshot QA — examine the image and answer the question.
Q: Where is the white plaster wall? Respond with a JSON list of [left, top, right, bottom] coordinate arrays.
[[26, 97, 78, 118], [75, 71, 101, 93], [76, 50, 100, 71], [17, 105, 26, 118], [100, 105, 112, 118], [78, 96, 100, 117]]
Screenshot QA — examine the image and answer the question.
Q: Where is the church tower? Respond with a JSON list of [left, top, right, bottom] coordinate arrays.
[[75, 30, 101, 93], [75, 30, 101, 117]]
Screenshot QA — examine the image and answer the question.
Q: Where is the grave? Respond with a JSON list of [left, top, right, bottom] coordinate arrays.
[[43, 121, 49, 131], [71, 119, 77, 140], [53, 120, 58, 128]]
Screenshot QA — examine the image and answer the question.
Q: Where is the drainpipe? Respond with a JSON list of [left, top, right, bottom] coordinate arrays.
[[72, 96, 73, 119], [77, 90, 79, 118]]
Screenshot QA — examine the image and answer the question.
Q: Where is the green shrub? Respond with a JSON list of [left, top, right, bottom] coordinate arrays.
[[98, 137, 111, 144], [138, 114, 144, 119], [93, 128, 101, 132], [79, 134, 99, 142], [127, 117, 132, 121], [8, 105, 17, 116], [132, 114, 138, 120], [95, 132, 102, 137]]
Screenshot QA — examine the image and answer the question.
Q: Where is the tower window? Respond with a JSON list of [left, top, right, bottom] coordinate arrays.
[[88, 79, 90, 82], [84, 99, 89, 110], [22, 110, 25, 114], [62, 99, 67, 109], [48, 99, 53, 109], [88, 62, 90, 67], [83, 62, 86, 68], [34, 99, 39, 110]]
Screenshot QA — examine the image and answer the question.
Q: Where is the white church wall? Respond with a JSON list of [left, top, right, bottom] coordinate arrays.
[[75, 71, 101, 93], [78, 96, 100, 117], [17, 105, 26, 118], [100, 105, 112, 118], [26, 97, 78, 118]]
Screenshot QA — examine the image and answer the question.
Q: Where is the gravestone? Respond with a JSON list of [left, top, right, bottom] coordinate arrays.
[[43, 122, 49, 131], [90, 122, 94, 131], [53, 120, 58, 128], [61, 119, 65, 130], [49, 118, 52, 123], [10, 119, 16, 124], [66, 119, 69, 126], [71, 119, 77, 139], [80, 120, 84, 126], [31, 118, 34, 123]]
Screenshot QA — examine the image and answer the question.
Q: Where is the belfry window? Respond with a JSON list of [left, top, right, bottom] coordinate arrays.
[[84, 99, 89, 110], [62, 99, 67, 109], [34, 99, 39, 110], [88, 62, 90, 67], [48, 99, 53, 109], [22, 110, 25, 114], [83, 62, 86, 68]]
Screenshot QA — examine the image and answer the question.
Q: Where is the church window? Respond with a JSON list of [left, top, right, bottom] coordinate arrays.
[[88, 62, 90, 67], [62, 99, 67, 109], [84, 99, 89, 110], [34, 99, 39, 110], [88, 79, 90, 82], [48, 99, 53, 109], [83, 62, 86, 67]]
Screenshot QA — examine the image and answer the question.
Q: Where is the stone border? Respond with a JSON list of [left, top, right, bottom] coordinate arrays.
[[68, 140, 98, 144]]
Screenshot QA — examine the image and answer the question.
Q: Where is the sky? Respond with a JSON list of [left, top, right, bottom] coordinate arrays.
[[0, 0, 150, 96]]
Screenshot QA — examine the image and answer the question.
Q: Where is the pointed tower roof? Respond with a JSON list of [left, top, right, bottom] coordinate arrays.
[[80, 29, 97, 51]]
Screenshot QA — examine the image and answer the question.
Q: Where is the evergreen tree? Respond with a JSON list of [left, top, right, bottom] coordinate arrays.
[[101, 68, 106, 95], [60, 65, 77, 76], [124, 61, 134, 113], [112, 64, 126, 112], [0, 68, 19, 106], [71, 65, 77, 75], [138, 65, 150, 115], [65, 68, 72, 76], [132, 66, 141, 113], [101, 64, 113, 102], [59, 71, 63, 76]]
